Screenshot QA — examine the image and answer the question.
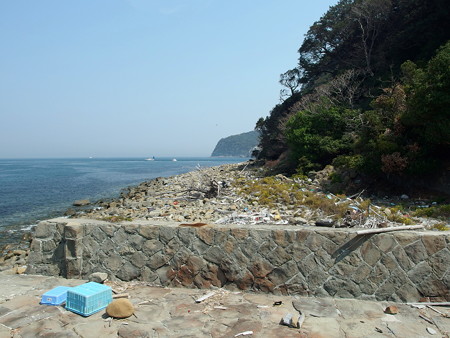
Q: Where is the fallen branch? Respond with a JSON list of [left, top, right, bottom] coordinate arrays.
[[356, 225, 423, 235], [427, 305, 450, 317], [419, 314, 434, 325], [407, 302, 450, 307], [348, 189, 365, 199]]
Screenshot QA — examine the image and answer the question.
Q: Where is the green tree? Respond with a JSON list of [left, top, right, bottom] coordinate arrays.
[[286, 105, 357, 172], [401, 41, 450, 149]]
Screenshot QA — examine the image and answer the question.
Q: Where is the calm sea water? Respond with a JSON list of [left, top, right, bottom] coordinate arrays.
[[0, 157, 245, 246]]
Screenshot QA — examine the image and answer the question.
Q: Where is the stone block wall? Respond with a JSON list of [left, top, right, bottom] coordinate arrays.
[[27, 218, 449, 302]]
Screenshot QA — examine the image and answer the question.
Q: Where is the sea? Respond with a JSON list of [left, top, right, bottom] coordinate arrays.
[[0, 157, 246, 248]]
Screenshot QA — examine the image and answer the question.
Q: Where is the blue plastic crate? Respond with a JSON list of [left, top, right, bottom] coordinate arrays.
[[41, 286, 72, 305], [65, 282, 112, 316]]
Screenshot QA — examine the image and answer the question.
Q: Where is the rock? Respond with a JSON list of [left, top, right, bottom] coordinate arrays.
[[21, 232, 33, 242], [118, 326, 150, 338], [15, 266, 27, 274], [73, 199, 90, 206], [315, 219, 335, 227], [106, 298, 135, 318], [384, 305, 399, 314], [89, 272, 108, 283], [294, 217, 308, 224], [400, 194, 409, 200], [64, 208, 77, 216], [13, 250, 26, 256]]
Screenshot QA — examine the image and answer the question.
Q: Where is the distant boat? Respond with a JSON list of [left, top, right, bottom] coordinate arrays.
[[145, 156, 155, 161], [172, 158, 177, 161]]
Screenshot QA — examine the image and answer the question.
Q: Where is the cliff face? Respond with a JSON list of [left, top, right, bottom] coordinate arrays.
[[211, 131, 260, 157]]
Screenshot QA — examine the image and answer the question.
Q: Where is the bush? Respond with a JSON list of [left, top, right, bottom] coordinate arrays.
[[285, 105, 357, 173]]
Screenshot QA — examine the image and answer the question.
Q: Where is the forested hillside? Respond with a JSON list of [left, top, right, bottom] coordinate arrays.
[[255, 0, 450, 189], [211, 131, 259, 157]]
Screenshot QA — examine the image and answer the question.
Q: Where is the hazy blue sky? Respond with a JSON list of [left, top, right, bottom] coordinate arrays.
[[0, 0, 337, 158]]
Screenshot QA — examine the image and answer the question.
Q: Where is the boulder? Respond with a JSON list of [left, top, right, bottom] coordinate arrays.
[[315, 219, 335, 227], [64, 208, 77, 216], [88, 272, 108, 283], [73, 199, 90, 206], [106, 299, 134, 318]]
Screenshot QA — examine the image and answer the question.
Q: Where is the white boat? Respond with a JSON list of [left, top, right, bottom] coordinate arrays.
[[145, 156, 155, 161], [172, 158, 177, 161]]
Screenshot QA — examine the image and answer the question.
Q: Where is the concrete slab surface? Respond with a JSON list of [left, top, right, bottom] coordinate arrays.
[[0, 271, 449, 337]]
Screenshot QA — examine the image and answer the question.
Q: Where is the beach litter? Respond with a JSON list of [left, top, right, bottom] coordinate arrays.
[[40, 286, 72, 306], [215, 209, 288, 225], [195, 291, 216, 303]]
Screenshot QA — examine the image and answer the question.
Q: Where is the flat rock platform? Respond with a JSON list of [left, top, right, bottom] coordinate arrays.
[[0, 272, 449, 337]]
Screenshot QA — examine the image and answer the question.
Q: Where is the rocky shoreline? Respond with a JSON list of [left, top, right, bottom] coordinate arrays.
[[1, 160, 447, 274], [74, 161, 447, 230]]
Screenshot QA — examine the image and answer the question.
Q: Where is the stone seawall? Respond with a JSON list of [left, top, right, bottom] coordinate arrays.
[[27, 218, 449, 302]]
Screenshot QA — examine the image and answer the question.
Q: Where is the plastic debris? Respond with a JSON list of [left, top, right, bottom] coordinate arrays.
[[195, 291, 216, 303], [215, 209, 288, 225], [234, 331, 253, 337], [213, 306, 227, 310], [279, 313, 296, 328], [426, 327, 437, 335]]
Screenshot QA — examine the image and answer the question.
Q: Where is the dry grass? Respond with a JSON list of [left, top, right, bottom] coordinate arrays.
[[234, 176, 368, 220]]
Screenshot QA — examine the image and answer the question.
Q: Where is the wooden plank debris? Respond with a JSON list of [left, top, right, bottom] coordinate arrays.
[[356, 225, 424, 235], [407, 302, 450, 307]]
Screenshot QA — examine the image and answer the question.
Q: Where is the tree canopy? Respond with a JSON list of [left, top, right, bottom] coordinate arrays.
[[256, 0, 450, 182]]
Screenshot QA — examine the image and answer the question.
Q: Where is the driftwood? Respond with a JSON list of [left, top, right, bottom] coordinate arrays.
[[356, 225, 424, 235], [419, 314, 434, 324], [113, 293, 129, 299], [407, 302, 450, 307], [427, 305, 450, 317], [179, 223, 208, 227]]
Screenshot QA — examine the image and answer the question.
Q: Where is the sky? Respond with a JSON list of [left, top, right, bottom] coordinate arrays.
[[0, 0, 337, 158]]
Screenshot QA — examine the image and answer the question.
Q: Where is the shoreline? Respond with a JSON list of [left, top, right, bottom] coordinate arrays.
[[1, 159, 448, 272], [0, 158, 247, 249], [74, 160, 447, 230]]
